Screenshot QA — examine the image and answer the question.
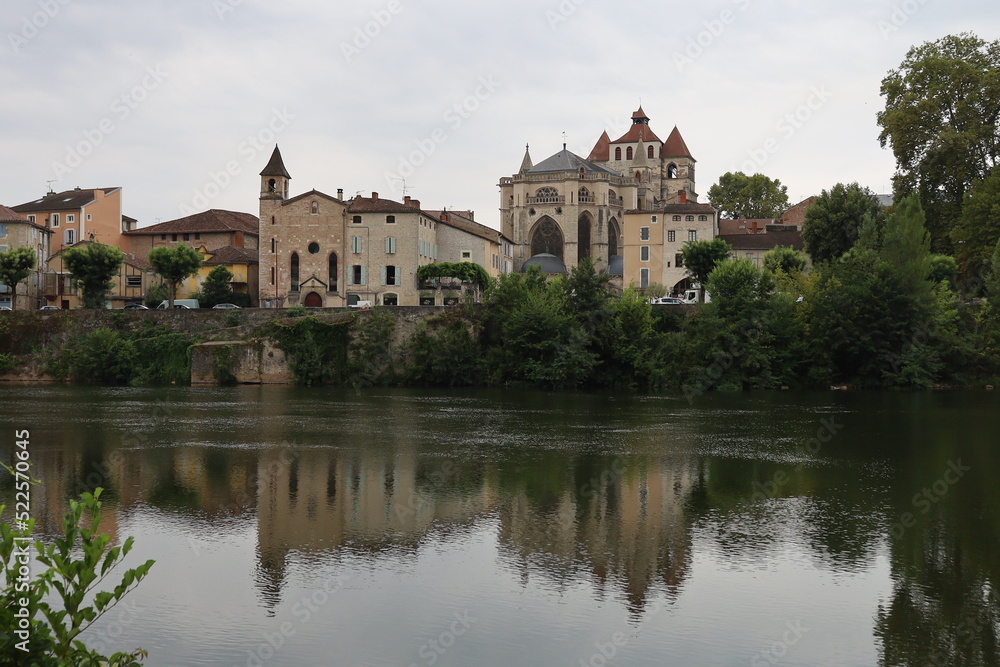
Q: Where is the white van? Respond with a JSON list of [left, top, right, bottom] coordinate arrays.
[[682, 289, 711, 304], [157, 299, 200, 309]]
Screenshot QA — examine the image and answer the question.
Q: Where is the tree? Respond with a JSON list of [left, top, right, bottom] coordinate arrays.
[[802, 183, 885, 264], [0, 247, 36, 310], [60, 242, 125, 309], [954, 165, 1000, 283], [707, 171, 790, 219], [148, 244, 203, 308], [762, 246, 807, 275], [878, 33, 1000, 252], [680, 238, 731, 299], [198, 265, 235, 308], [880, 193, 932, 299]]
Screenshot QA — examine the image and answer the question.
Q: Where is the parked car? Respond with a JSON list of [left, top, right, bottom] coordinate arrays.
[[39, 305, 61, 311], [212, 303, 240, 309], [123, 303, 150, 310], [156, 299, 200, 309], [349, 301, 373, 309], [648, 296, 685, 305], [0, 306, 11, 311]]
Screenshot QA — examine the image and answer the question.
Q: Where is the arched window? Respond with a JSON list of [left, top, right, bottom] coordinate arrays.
[[635, 171, 642, 182], [578, 187, 592, 203], [626, 147, 634, 160], [667, 163, 678, 179], [268, 179, 276, 192], [290, 252, 299, 292], [648, 145, 655, 159], [328, 253, 338, 292], [615, 147, 621, 160], [534, 187, 560, 203], [311, 202, 318, 214]]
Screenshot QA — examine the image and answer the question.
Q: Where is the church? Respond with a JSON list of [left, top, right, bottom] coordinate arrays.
[[499, 107, 701, 275]]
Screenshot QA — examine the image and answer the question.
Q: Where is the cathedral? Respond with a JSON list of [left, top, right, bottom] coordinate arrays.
[[499, 107, 699, 274]]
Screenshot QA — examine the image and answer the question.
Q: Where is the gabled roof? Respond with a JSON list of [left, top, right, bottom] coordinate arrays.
[[661, 126, 693, 159], [587, 131, 611, 161], [0, 204, 53, 233], [50, 240, 149, 269], [282, 189, 343, 206], [260, 145, 291, 179], [12, 188, 120, 213], [626, 202, 716, 215], [128, 210, 258, 235], [611, 108, 662, 145], [425, 210, 506, 244], [525, 148, 620, 175], [348, 195, 421, 214], [204, 245, 259, 265], [718, 230, 804, 251]]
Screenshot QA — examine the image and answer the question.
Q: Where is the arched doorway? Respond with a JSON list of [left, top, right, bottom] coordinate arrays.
[[530, 216, 564, 262], [607, 217, 622, 259], [578, 213, 592, 263], [303, 291, 323, 307]]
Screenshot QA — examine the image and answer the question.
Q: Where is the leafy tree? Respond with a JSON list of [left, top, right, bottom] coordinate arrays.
[[680, 238, 732, 299], [928, 254, 959, 285], [762, 246, 807, 275], [707, 171, 790, 219], [0, 246, 36, 310], [988, 238, 1000, 303], [148, 244, 203, 308], [878, 33, 1000, 252], [197, 265, 236, 308], [802, 183, 885, 264], [880, 193, 933, 298], [60, 242, 125, 309], [143, 282, 169, 308], [954, 164, 1000, 281], [644, 282, 666, 298]]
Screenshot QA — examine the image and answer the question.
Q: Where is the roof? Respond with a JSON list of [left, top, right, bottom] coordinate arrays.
[[0, 204, 52, 233], [425, 210, 505, 244], [611, 107, 663, 145], [627, 203, 716, 215], [283, 189, 343, 207], [129, 210, 258, 235], [260, 145, 291, 179], [348, 195, 420, 214], [605, 254, 623, 276], [587, 131, 611, 161], [204, 245, 259, 265], [521, 253, 566, 274], [12, 187, 120, 213], [718, 230, 804, 251], [525, 148, 620, 175], [519, 145, 533, 173], [50, 240, 149, 269], [718, 218, 776, 235], [661, 126, 693, 159]]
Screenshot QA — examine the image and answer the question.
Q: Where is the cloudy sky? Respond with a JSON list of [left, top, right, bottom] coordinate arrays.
[[2, 0, 998, 230]]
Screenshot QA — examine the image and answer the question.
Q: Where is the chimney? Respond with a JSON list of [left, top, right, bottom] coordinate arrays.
[[371, 192, 378, 200], [404, 195, 410, 205], [441, 212, 450, 222], [679, 190, 687, 204], [337, 188, 343, 200], [751, 219, 758, 234], [235, 231, 244, 248], [409, 199, 420, 210]]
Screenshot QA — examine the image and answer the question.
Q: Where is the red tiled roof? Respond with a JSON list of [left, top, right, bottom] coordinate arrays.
[[129, 210, 258, 235], [587, 131, 611, 161], [611, 123, 662, 145], [12, 188, 120, 213], [348, 196, 419, 214], [204, 245, 259, 265], [718, 218, 775, 235], [50, 240, 149, 269], [0, 204, 52, 232], [661, 126, 693, 159], [719, 230, 804, 251], [425, 210, 503, 244]]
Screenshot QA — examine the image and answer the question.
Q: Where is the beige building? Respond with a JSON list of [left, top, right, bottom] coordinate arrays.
[[426, 209, 514, 278], [260, 146, 508, 308], [44, 241, 152, 309], [12, 187, 135, 254], [0, 204, 52, 309], [623, 204, 718, 294]]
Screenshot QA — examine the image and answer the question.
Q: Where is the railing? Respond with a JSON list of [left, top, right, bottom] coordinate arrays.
[[526, 195, 565, 204], [502, 172, 634, 186], [578, 195, 595, 204]]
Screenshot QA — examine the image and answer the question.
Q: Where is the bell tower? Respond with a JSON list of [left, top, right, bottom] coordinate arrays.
[[260, 145, 291, 201]]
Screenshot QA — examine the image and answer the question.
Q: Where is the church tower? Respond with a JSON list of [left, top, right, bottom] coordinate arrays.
[[660, 126, 697, 204], [260, 145, 291, 201]]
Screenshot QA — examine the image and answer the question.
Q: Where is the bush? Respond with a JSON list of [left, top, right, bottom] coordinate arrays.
[[68, 329, 136, 385]]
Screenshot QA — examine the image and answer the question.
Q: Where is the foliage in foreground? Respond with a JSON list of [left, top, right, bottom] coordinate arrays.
[[1, 488, 154, 666]]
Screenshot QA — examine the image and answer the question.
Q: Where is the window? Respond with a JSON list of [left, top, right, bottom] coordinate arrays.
[[0, 224, 5, 238], [328, 253, 338, 291], [386, 215, 395, 224], [648, 145, 654, 159], [172, 234, 177, 242], [126, 275, 142, 288], [311, 202, 318, 215], [87, 214, 92, 221], [350, 265, 365, 286], [271, 238, 276, 253], [352, 215, 362, 224], [626, 147, 634, 160], [183, 233, 190, 241], [52, 213, 59, 227], [308, 242, 320, 254], [686, 215, 694, 222], [615, 147, 621, 160], [640, 246, 650, 262], [651, 215, 657, 223], [698, 215, 707, 221], [667, 230, 676, 243], [385, 237, 396, 254], [67, 214, 75, 223], [352, 237, 362, 254], [27, 215, 35, 223], [688, 230, 697, 242], [161, 234, 167, 240], [270, 266, 275, 285], [672, 215, 681, 222], [640, 268, 649, 289], [461, 250, 471, 259], [65, 229, 76, 245], [0, 246, 6, 253], [271, 216, 276, 225], [382, 293, 398, 306], [675, 253, 684, 268], [290, 252, 299, 291], [195, 233, 201, 240], [640, 227, 650, 241], [382, 265, 399, 286]]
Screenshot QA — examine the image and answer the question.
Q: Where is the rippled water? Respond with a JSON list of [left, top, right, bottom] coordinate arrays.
[[1, 386, 998, 666]]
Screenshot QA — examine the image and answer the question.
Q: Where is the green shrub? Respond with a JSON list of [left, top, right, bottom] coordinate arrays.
[[69, 329, 136, 385]]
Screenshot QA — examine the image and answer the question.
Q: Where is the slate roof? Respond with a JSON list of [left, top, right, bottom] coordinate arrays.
[[260, 145, 291, 179], [128, 210, 258, 235], [522, 253, 566, 274], [204, 245, 259, 265], [12, 188, 120, 213], [525, 148, 620, 175]]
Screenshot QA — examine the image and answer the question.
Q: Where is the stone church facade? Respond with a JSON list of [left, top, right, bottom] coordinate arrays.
[[499, 107, 701, 274]]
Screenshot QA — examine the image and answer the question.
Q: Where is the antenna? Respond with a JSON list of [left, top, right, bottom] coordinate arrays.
[[388, 176, 410, 197], [562, 131, 567, 149], [46, 180, 56, 194]]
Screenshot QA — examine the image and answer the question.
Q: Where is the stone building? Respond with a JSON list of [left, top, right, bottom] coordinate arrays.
[[0, 204, 52, 309], [499, 107, 701, 274]]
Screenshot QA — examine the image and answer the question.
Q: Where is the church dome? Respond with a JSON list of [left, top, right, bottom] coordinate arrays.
[[521, 253, 567, 274], [605, 255, 623, 276]]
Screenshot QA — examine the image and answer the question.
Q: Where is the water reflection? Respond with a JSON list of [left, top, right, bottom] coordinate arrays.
[[1, 387, 999, 664]]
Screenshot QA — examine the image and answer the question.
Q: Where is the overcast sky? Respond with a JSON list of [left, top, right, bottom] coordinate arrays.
[[2, 0, 998, 230]]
